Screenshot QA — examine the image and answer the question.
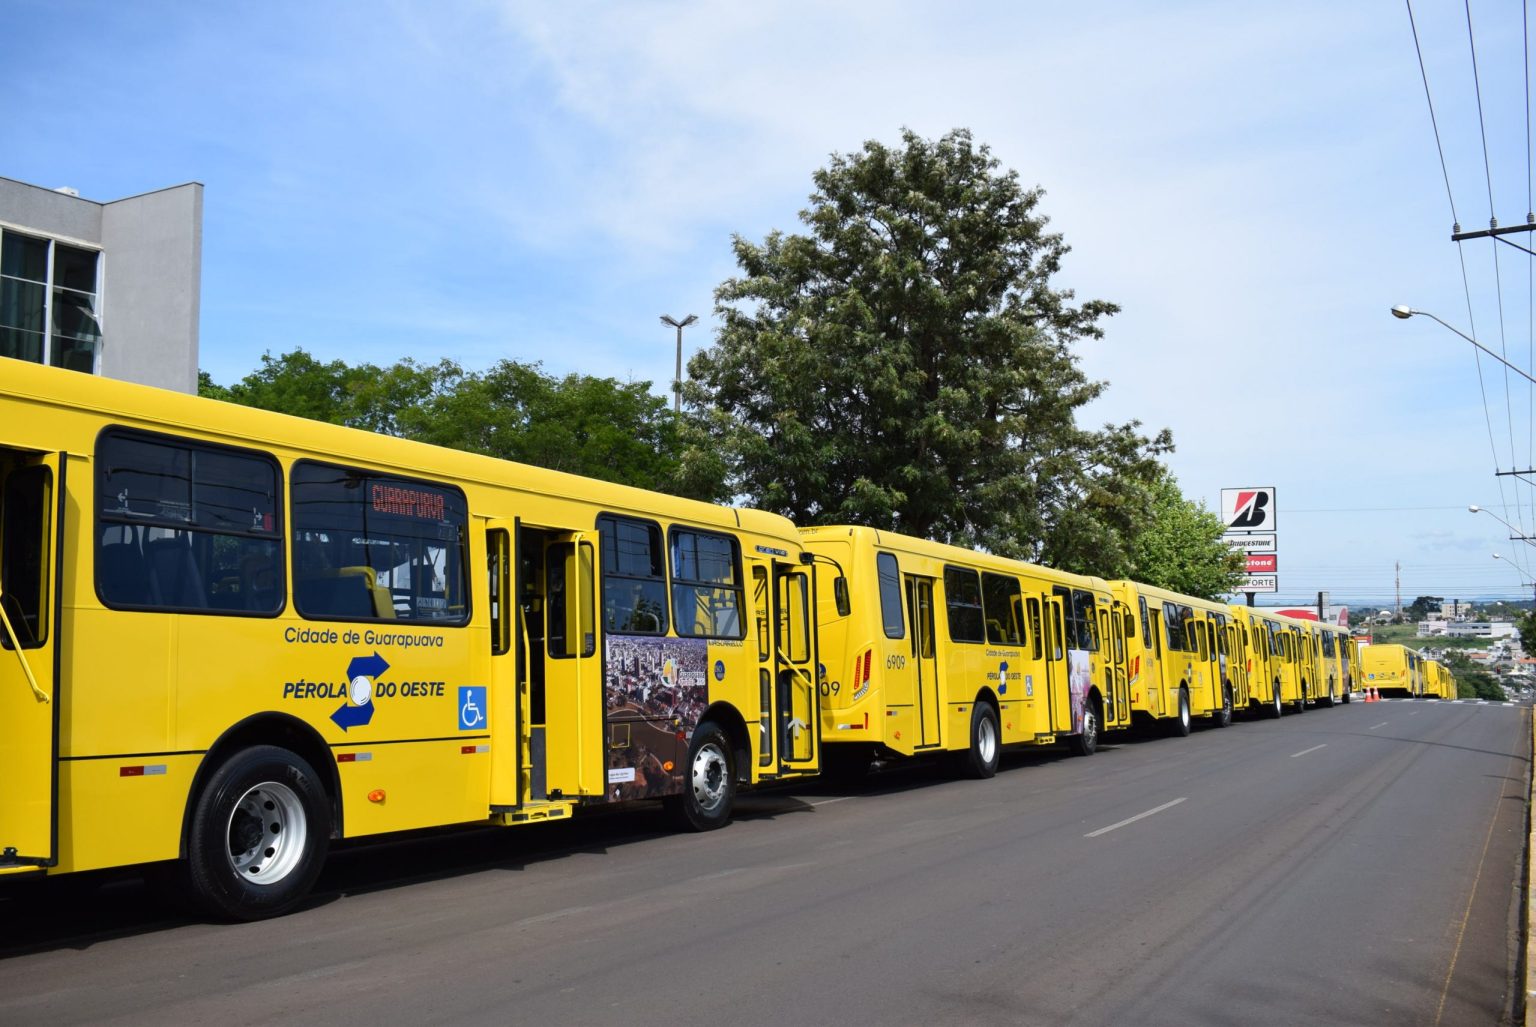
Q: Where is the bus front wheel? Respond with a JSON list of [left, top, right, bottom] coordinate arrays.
[[1268, 684, 1283, 720], [1211, 685, 1233, 728], [1068, 699, 1099, 757], [669, 720, 735, 832], [185, 745, 330, 921]]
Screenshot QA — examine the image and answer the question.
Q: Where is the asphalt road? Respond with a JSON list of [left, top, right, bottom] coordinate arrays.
[[0, 698, 1527, 1026]]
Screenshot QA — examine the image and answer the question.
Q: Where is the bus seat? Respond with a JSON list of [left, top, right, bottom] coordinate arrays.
[[339, 566, 394, 618], [98, 541, 154, 606], [145, 537, 208, 609], [297, 574, 376, 619]]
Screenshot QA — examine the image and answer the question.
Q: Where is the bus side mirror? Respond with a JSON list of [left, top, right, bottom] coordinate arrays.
[[834, 576, 850, 617]]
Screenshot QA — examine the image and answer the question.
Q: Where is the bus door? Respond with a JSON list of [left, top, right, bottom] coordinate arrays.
[[1043, 591, 1070, 734], [904, 576, 940, 747], [1107, 603, 1130, 727], [487, 522, 599, 808], [0, 451, 64, 866], [774, 562, 820, 770]]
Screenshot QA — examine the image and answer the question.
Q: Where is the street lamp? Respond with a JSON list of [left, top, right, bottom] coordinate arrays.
[[1391, 305, 1536, 387], [660, 314, 698, 414], [1493, 552, 1536, 604], [1468, 504, 1536, 546]]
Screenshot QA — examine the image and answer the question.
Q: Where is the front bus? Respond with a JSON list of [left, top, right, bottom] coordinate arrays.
[[0, 358, 822, 920]]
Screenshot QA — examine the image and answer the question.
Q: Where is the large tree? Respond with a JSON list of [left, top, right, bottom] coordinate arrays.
[[685, 128, 1168, 574], [1125, 472, 1245, 599]]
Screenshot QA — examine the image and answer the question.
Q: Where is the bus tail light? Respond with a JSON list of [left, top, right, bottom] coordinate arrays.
[[851, 648, 873, 701]]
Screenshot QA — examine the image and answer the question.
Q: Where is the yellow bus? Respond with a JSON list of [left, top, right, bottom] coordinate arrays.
[[0, 359, 826, 919], [1422, 659, 1455, 699], [1315, 623, 1348, 706], [1232, 608, 1313, 716], [801, 526, 1131, 777], [1111, 581, 1244, 734], [1360, 643, 1422, 698]]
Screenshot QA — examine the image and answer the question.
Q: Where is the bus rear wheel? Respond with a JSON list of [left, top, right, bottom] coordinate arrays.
[[185, 746, 330, 921], [1168, 687, 1192, 738], [669, 720, 735, 832], [955, 702, 1000, 779], [1267, 684, 1283, 720]]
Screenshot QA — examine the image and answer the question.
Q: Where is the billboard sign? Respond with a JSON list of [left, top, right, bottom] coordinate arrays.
[[1239, 573, 1278, 593], [1221, 487, 1277, 532], [1246, 553, 1277, 574], [1223, 532, 1276, 552]]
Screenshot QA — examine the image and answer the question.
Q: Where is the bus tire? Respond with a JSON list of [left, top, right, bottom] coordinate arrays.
[[1268, 682, 1283, 720], [1293, 685, 1308, 714], [185, 745, 330, 921], [1341, 687, 1351, 704], [1210, 685, 1233, 728], [1320, 681, 1336, 708], [957, 702, 1001, 779], [671, 720, 735, 832], [1168, 687, 1192, 738], [1068, 697, 1099, 757]]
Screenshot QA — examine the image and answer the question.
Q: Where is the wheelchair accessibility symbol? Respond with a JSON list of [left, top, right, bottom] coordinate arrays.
[[458, 686, 487, 731]]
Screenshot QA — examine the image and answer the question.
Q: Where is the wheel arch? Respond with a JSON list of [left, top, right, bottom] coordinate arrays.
[[699, 701, 751, 783], [178, 712, 340, 858]]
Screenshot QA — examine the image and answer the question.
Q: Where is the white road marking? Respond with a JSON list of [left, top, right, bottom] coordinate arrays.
[[810, 796, 856, 807], [1290, 744, 1328, 758], [1085, 797, 1187, 838], [1369, 721, 1389, 730]]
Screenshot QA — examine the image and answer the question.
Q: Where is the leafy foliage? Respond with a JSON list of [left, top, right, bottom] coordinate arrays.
[[1443, 651, 1506, 701], [200, 351, 707, 496], [1125, 472, 1245, 599], [685, 127, 1170, 575]]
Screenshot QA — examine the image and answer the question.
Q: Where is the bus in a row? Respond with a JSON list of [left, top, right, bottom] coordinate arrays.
[[0, 359, 1365, 920]]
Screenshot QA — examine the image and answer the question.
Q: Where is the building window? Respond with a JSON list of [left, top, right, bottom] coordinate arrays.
[[0, 230, 103, 374]]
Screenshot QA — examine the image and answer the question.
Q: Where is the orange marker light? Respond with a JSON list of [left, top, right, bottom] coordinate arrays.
[[368, 789, 386, 803], [663, 761, 675, 772]]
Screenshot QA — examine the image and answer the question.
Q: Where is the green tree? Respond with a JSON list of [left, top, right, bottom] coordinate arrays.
[[685, 128, 1168, 573], [203, 350, 710, 496], [1124, 472, 1245, 599], [1403, 595, 1443, 623], [1443, 652, 1505, 700]]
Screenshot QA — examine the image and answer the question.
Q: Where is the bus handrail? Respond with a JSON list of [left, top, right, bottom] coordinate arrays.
[[0, 584, 50, 704]]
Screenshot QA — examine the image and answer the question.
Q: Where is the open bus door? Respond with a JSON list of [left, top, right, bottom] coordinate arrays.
[[774, 562, 820, 772], [0, 451, 64, 866], [1043, 591, 1070, 735], [487, 521, 599, 811]]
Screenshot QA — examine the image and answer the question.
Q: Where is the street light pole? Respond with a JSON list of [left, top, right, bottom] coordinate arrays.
[[660, 314, 698, 414], [1492, 552, 1536, 607], [1391, 305, 1536, 387], [1468, 504, 1536, 548]]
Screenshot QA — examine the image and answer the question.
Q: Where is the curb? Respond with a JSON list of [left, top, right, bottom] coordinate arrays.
[[1526, 709, 1534, 1026]]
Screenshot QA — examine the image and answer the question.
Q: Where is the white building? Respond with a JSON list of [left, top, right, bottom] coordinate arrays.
[[1, 175, 202, 393]]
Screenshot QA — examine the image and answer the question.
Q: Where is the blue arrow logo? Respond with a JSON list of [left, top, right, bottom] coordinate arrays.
[[332, 652, 389, 732], [332, 702, 374, 731], [347, 652, 389, 681]]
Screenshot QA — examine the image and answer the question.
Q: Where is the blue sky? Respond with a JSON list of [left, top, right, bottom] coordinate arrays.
[[6, 1, 1536, 611]]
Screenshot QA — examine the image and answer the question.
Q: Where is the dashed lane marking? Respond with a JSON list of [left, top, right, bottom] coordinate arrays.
[[1085, 797, 1187, 839], [1290, 744, 1328, 758]]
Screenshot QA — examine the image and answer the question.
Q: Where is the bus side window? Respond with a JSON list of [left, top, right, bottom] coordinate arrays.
[[0, 465, 51, 648], [1027, 597, 1043, 661], [597, 515, 668, 635], [876, 552, 904, 639]]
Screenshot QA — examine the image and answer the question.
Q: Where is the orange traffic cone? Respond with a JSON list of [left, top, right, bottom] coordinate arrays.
[[1370, 687, 1380, 702]]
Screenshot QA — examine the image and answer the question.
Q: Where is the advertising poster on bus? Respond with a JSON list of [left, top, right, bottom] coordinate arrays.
[[1068, 648, 1091, 732], [604, 636, 710, 801]]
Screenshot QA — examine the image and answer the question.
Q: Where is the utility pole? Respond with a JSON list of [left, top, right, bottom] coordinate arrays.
[[1394, 561, 1401, 623]]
